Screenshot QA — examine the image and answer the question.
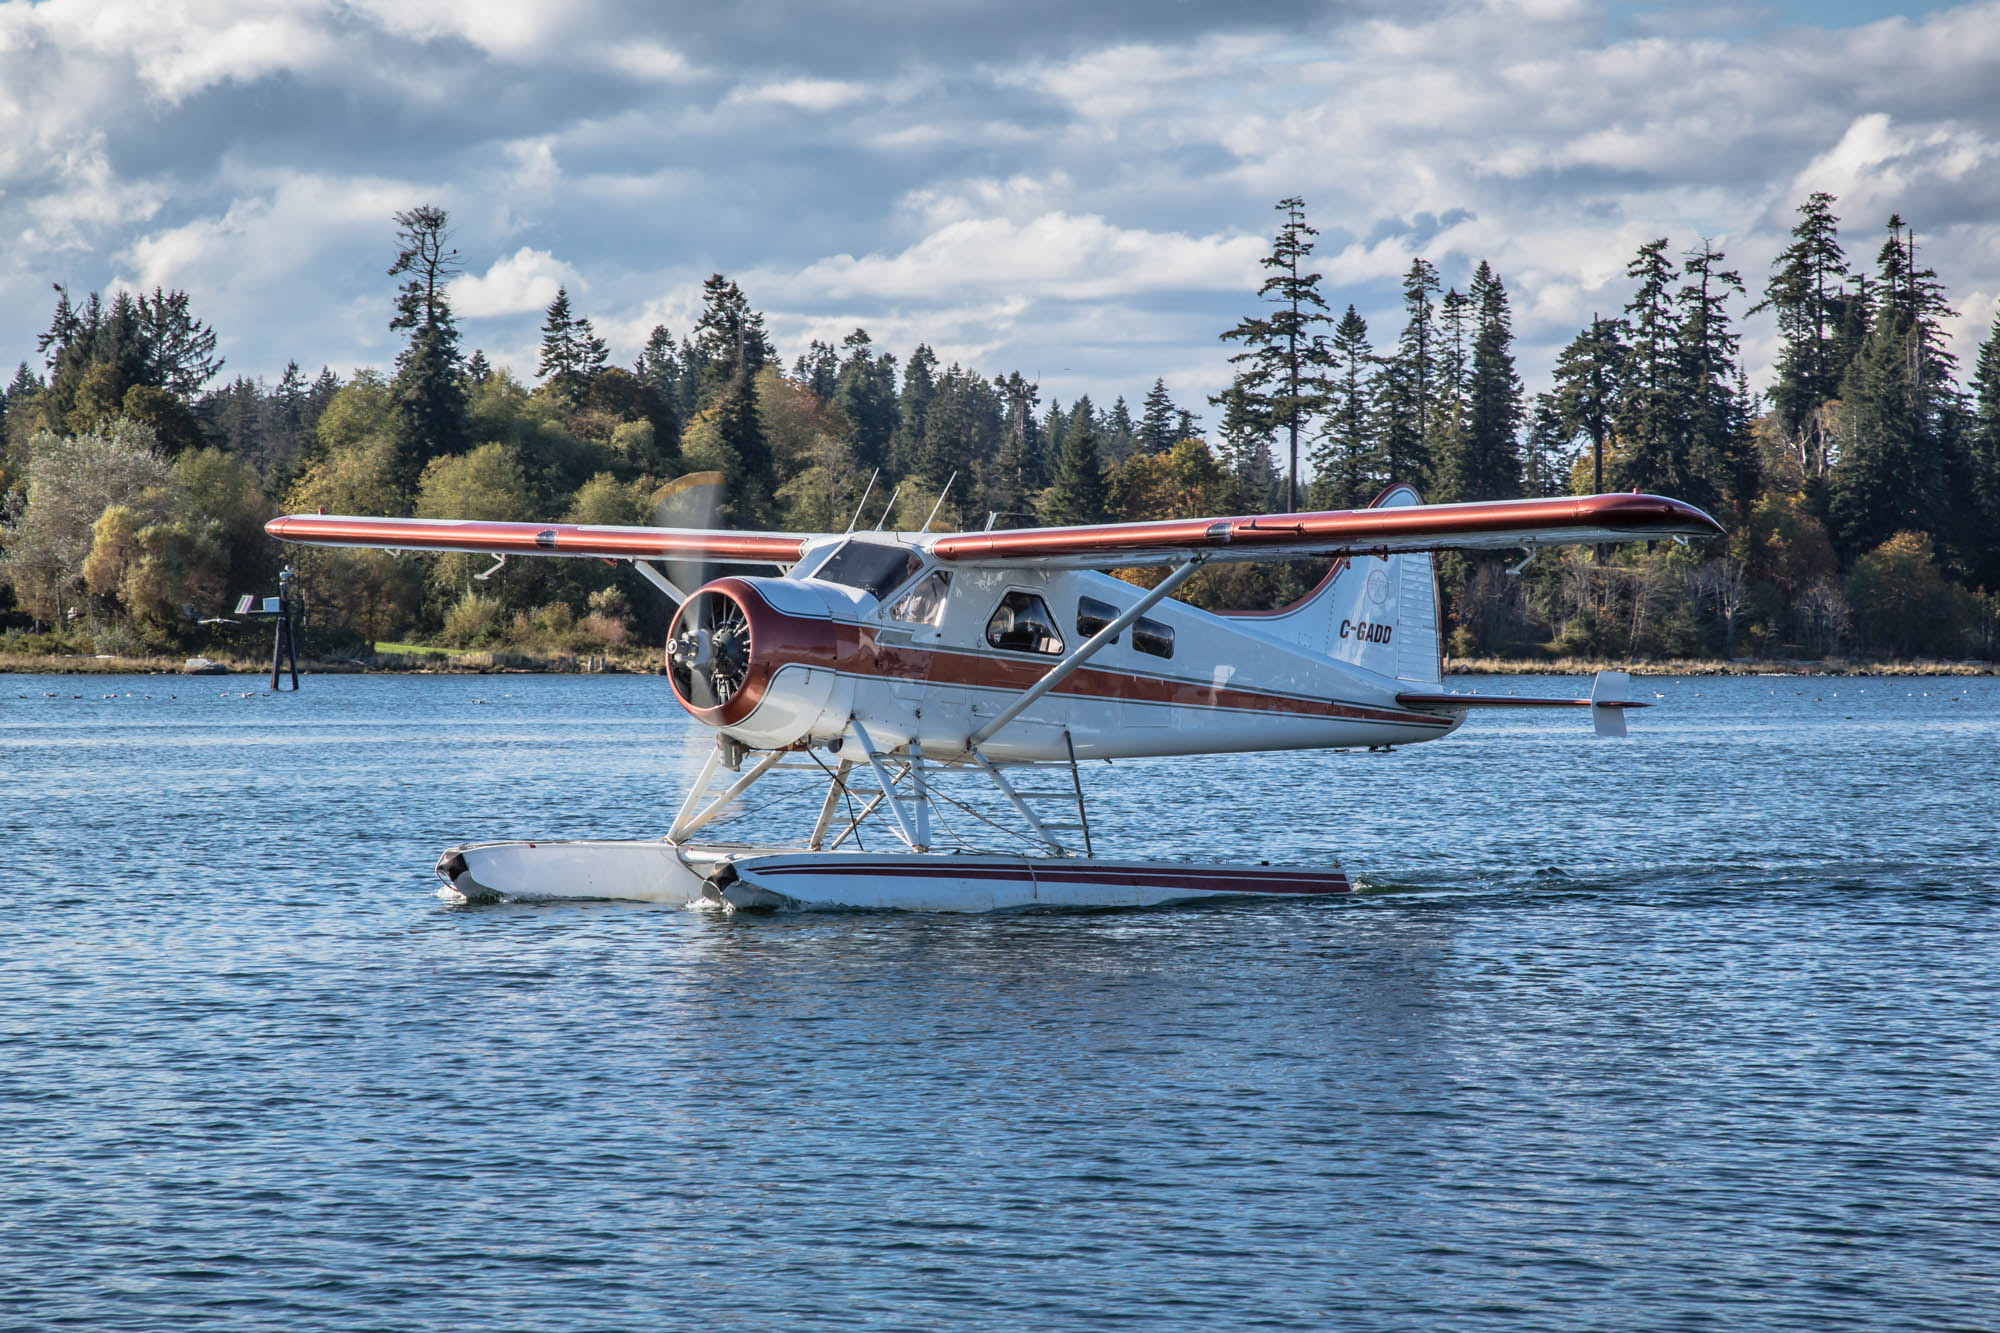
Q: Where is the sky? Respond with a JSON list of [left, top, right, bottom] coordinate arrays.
[[3, 0, 1998, 421]]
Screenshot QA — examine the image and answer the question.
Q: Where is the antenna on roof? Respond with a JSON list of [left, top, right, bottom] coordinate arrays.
[[921, 471, 957, 534], [845, 469, 879, 535], [874, 483, 904, 532]]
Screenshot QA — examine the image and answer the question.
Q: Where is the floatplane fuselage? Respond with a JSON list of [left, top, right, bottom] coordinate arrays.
[[267, 484, 1720, 911]]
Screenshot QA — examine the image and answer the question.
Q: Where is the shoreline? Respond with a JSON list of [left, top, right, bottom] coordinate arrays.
[[3, 649, 1993, 678]]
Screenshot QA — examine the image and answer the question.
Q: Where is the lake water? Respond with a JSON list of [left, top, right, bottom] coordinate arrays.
[[3, 672, 1996, 1331]]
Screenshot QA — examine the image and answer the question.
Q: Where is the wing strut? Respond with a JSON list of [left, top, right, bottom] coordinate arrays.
[[967, 555, 1205, 749]]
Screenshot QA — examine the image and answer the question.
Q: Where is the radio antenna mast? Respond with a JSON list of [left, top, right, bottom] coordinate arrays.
[[874, 484, 904, 532], [921, 471, 957, 534], [845, 469, 879, 535]]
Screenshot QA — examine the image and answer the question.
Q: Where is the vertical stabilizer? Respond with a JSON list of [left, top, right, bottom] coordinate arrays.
[[1221, 484, 1442, 684]]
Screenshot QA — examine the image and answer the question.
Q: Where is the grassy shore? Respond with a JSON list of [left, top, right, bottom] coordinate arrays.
[[0, 644, 664, 675], [3, 644, 1992, 677], [1445, 656, 1998, 676]]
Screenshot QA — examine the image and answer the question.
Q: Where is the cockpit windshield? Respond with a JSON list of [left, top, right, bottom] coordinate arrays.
[[811, 540, 923, 600]]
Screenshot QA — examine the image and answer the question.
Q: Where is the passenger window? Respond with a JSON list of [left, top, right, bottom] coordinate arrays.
[[1133, 616, 1174, 659], [985, 592, 1066, 655], [1076, 595, 1120, 641], [890, 571, 951, 626]]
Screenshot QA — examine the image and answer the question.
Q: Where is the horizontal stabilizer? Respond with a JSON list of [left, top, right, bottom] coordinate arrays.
[[1397, 669, 1648, 738]]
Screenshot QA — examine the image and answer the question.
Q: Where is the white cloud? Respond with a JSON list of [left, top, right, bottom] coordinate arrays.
[[451, 246, 581, 319], [727, 78, 870, 112], [786, 212, 1264, 304], [5, 0, 2000, 412]]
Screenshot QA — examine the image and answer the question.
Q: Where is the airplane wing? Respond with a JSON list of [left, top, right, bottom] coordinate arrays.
[[929, 492, 1721, 568], [262, 514, 808, 565]]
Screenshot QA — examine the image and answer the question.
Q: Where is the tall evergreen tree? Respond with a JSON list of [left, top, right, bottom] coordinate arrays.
[[1678, 238, 1756, 515], [1373, 259, 1441, 492], [891, 344, 938, 475], [691, 275, 773, 409], [538, 287, 588, 404], [1829, 215, 1962, 561], [917, 364, 1002, 494], [136, 287, 222, 400], [1612, 238, 1687, 497], [1044, 395, 1108, 526], [1522, 392, 1571, 497], [1425, 286, 1473, 498], [1213, 383, 1277, 511], [712, 370, 777, 527], [1103, 395, 1139, 464], [1551, 314, 1625, 494], [1755, 191, 1854, 479], [1217, 197, 1330, 511], [1970, 311, 2000, 586], [1457, 262, 1523, 502], [634, 324, 685, 446], [387, 204, 467, 480], [1309, 305, 1375, 509], [793, 340, 840, 401], [1139, 378, 1180, 455], [833, 329, 898, 472], [995, 371, 1045, 507]]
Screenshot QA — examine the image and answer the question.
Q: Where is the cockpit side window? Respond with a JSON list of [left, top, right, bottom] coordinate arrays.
[[890, 571, 952, 626], [813, 541, 923, 599], [986, 592, 1066, 656]]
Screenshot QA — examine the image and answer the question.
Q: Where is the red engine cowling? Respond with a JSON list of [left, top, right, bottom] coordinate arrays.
[[665, 577, 844, 747]]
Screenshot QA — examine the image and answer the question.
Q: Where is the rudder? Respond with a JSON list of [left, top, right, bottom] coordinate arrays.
[[1223, 484, 1441, 685]]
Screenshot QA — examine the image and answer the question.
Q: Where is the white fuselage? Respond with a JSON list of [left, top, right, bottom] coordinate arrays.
[[671, 536, 1460, 764]]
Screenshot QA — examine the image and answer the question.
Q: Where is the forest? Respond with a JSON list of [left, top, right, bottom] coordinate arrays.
[[3, 194, 1998, 665]]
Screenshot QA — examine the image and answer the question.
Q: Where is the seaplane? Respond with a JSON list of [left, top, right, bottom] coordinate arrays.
[[266, 482, 1720, 911]]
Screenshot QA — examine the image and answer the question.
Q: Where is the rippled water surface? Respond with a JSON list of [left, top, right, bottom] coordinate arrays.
[[3, 672, 1997, 1331]]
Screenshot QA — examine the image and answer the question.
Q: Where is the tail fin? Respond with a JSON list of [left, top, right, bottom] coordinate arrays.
[[1224, 483, 1441, 684]]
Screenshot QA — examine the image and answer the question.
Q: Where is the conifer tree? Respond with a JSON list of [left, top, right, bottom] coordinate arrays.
[[1677, 239, 1756, 515], [1551, 315, 1625, 494], [793, 340, 839, 401], [1613, 238, 1686, 497], [1373, 259, 1441, 492], [1426, 287, 1473, 499], [387, 204, 467, 481], [1139, 378, 1180, 455], [1309, 305, 1375, 509], [1829, 216, 1962, 560], [1756, 192, 1855, 479], [634, 324, 684, 444], [1457, 263, 1524, 502], [1217, 197, 1330, 510], [537, 286, 588, 404], [1104, 395, 1138, 464], [918, 364, 1002, 495], [833, 329, 899, 472], [1522, 392, 1571, 497], [1970, 312, 2000, 586], [713, 370, 778, 527], [995, 371, 1044, 505], [691, 275, 773, 409], [1044, 395, 1108, 525], [1213, 383, 1277, 511], [891, 344, 938, 475]]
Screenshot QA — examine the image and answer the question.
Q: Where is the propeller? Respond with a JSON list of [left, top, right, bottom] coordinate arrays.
[[652, 470, 725, 597], [668, 589, 751, 710]]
